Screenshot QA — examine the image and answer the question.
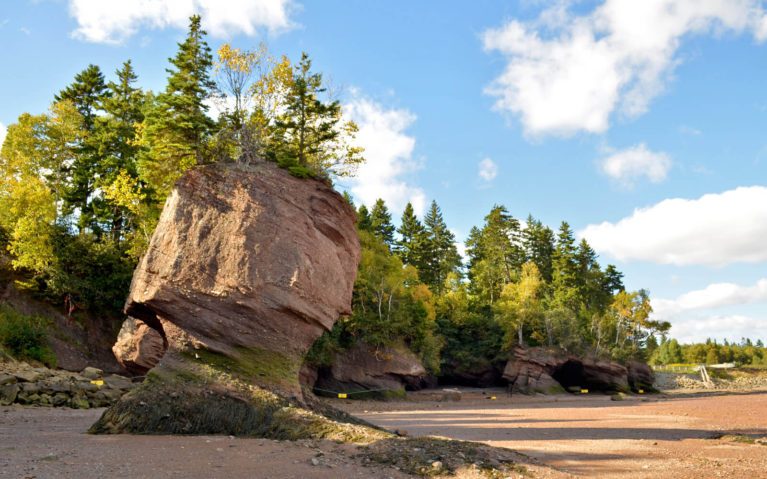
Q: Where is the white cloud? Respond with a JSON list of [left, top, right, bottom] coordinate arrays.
[[67, 0, 296, 44], [600, 143, 671, 185], [478, 157, 498, 182], [483, 0, 767, 137], [0, 123, 6, 148], [653, 279, 767, 318], [343, 95, 426, 216], [579, 186, 767, 267], [666, 314, 767, 344], [679, 125, 702, 136]]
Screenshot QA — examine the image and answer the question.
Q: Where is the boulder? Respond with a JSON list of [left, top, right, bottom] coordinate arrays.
[[92, 162, 371, 439], [80, 367, 103, 380], [627, 360, 655, 390], [112, 317, 166, 375], [0, 372, 17, 385], [0, 383, 19, 405], [315, 342, 427, 397]]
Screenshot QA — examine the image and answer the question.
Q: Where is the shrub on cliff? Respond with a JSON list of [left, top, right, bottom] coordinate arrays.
[[0, 304, 56, 367]]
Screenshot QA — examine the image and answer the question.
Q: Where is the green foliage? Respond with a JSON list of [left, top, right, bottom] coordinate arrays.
[[139, 15, 215, 197], [420, 200, 462, 295], [650, 337, 767, 366], [267, 52, 364, 179], [370, 198, 395, 248], [0, 304, 57, 366]]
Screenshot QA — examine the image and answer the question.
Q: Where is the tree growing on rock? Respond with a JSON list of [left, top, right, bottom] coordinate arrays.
[[268, 53, 364, 178], [139, 15, 215, 196]]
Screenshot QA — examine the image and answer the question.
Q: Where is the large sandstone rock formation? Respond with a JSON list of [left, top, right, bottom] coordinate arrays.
[[504, 346, 636, 394], [313, 342, 427, 397], [92, 162, 369, 437]]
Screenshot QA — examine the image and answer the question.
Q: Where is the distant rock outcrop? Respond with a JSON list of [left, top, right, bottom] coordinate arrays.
[[314, 342, 427, 397], [504, 346, 636, 394], [92, 162, 367, 438]]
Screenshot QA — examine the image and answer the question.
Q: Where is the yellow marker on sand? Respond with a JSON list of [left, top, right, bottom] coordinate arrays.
[[338, 393, 347, 399], [580, 389, 588, 394]]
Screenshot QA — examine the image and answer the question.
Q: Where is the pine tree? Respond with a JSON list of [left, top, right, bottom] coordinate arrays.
[[422, 200, 461, 295], [370, 198, 395, 248], [93, 60, 147, 242], [395, 202, 428, 270], [551, 221, 580, 311], [55, 64, 108, 232], [139, 15, 215, 196], [522, 215, 555, 282], [55, 64, 108, 131], [356, 205, 373, 232], [269, 52, 363, 178]]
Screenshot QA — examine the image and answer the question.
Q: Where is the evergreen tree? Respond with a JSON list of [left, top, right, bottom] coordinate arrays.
[[139, 15, 215, 196], [356, 205, 373, 233], [55, 64, 108, 232], [551, 221, 579, 308], [522, 215, 555, 282], [55, 64, 108, 131], [93, 60, 147, 242], [466, 205, 525, 303], [422, 200, 461, 295], [370, 198, 395, 248], [269, 53, 363, 178], [395, 202, 428, 270]]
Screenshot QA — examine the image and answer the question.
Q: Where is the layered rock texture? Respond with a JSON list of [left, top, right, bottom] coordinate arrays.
[[313, 342, 427, 398], [92, 162, 369, 438], [504, 346, 646, 394]]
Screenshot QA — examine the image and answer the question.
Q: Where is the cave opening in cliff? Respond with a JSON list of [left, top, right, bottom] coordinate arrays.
[[551, 359, 586, 391]]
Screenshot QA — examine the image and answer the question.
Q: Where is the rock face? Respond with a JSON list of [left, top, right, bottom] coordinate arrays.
[[93, 162, 363, 437], [504, 347, 634, 394], [123, 162, 360, 393], [112, 317, 167, 375], [627, 360, 655, 389], [0, 279, 126, 374], [314, 342, 427, 397], [503, 348, 562, 394]]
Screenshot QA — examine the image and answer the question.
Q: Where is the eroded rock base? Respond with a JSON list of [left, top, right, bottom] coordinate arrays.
[[90, 351, 388, 442]]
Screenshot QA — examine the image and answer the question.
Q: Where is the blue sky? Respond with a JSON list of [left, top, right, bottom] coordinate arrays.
[[2, 0, 767, 344]]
